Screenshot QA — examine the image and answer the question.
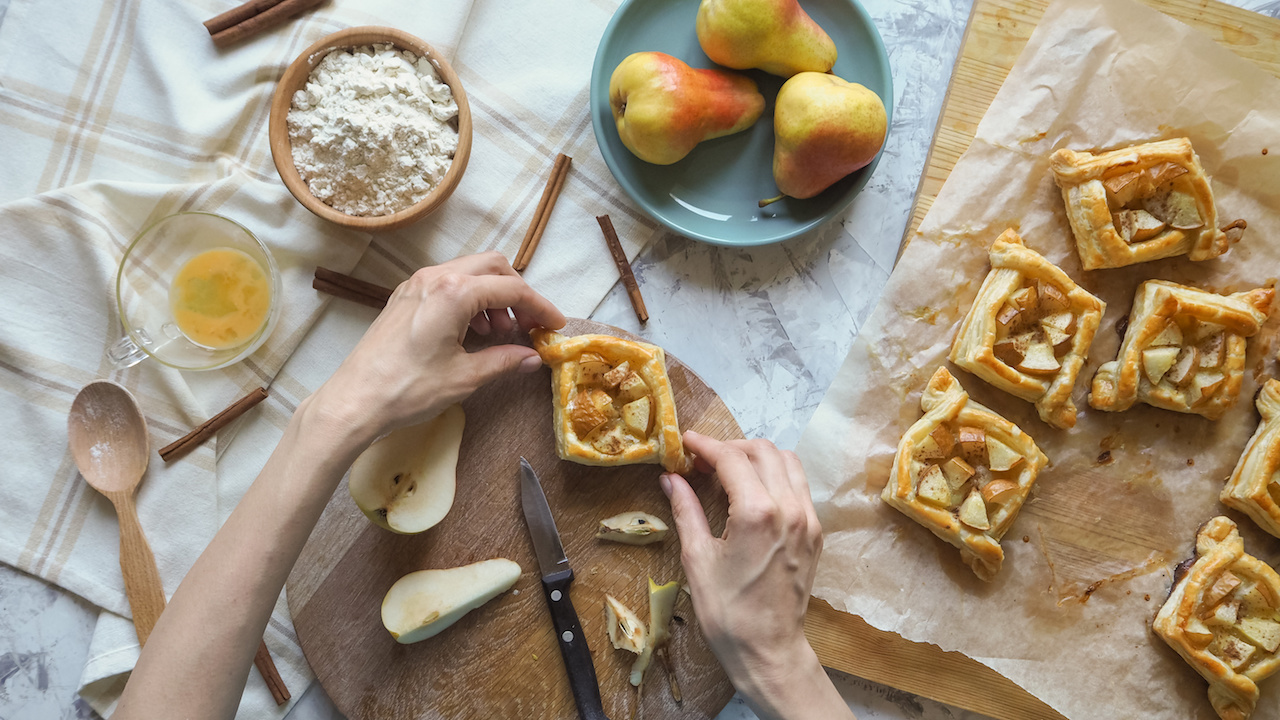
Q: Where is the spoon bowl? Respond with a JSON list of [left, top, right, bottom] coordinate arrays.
[[68, 380, 149, 493], [67, 380, 167, 645]]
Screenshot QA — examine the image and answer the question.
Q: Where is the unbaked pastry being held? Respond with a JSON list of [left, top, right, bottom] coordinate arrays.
[[530, 328, 692, 474]]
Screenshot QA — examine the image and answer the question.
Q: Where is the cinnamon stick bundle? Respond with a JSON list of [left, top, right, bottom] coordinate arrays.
[[204, 0, 325, 49], [596, 215, 649, 323], [513, 153, 572, 271], [159, 387, 268, 463]]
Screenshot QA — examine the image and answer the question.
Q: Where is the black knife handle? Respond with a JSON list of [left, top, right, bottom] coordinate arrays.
[[541, 568, 610, 720]]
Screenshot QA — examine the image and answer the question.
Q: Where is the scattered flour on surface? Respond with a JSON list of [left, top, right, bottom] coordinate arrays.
[[287, 44, 459, 217]]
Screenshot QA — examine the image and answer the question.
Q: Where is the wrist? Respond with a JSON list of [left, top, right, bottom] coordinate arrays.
[[295, 389, 380, 461], [733, 640, 850, 720]]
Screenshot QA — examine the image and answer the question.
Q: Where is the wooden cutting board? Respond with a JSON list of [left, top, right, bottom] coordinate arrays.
[[807, 1, 1280, 719], [286, 319, 740, 720]]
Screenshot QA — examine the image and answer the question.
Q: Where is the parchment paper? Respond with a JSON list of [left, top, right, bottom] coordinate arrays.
[[795, 1, 1280, 717]]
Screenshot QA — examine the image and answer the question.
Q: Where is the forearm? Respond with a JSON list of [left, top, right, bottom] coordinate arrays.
[[115, 394, 369, 719], [735, 642, 856, 720]]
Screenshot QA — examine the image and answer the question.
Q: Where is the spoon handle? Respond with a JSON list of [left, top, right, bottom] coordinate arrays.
[[112, 491, 168, 646]]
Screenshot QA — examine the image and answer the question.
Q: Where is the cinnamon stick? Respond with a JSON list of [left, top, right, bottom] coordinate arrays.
[[314, 266, 393, 310], [206, 0, 325, 49], [159, 387, 268, 463], [514, 153, 572, 271], [254, 639, 291, 705], [203, 0, 285, 34], [596, 215, 648, 323]]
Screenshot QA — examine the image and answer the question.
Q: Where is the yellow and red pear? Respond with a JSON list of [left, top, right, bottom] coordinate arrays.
[[764, 72, 887, 204], [696, 0, 836, 78], [609, 51, 765, 166]]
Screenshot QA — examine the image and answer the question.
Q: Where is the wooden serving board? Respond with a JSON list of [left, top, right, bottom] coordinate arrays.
[[809, 1, 1280, 718], [287, 319, 741, 720]]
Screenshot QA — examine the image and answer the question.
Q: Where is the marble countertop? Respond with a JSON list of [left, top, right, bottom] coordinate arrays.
[[4, 1, 1278, 719]]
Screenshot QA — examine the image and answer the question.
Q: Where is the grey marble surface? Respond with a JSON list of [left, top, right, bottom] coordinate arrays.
[[4, 0, 1279, 719]]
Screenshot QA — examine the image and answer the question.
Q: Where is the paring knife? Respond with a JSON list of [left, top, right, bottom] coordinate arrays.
[[519, 457, 611, 720]]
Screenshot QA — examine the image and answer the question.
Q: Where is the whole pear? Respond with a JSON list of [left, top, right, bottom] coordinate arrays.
[[763, 72, 887, 204], [609, 51, 765, 165], [696, 0, 836, 78]]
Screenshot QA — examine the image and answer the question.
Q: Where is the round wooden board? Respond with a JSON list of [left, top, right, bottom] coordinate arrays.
[[286, 319, 742, 719]]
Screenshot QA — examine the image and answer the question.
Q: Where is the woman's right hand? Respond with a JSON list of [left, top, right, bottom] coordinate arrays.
[[660, 431, 854, 720], [308, 252, 565, 451]]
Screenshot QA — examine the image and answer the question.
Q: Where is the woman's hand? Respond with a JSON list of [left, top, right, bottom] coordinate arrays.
[[310, 252, 565, 448], [661, 431, 854, 720]]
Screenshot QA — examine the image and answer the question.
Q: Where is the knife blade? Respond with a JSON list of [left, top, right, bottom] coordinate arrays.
[[519, 457, 610, 720]]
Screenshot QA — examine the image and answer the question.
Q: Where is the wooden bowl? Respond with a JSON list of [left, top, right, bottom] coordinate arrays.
[[269, 27, 473, 232]]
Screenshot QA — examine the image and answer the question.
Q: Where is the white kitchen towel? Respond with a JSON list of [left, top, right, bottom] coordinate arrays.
[[0, 0, 667, 717]]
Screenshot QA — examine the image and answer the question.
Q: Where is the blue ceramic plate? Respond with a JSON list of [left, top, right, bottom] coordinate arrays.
[[590, 0, 893, 246]]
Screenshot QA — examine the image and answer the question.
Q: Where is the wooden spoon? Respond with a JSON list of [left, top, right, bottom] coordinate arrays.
[[67, 381, 293, 703], [67, 380, 167, 645]]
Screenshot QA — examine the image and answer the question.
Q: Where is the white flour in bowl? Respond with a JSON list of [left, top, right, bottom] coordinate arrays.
[[287, 44, 459, 217]]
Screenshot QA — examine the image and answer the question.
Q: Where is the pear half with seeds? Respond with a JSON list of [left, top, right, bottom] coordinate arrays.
[[349, 404, 465, 534], [381, 558, 521, 644]]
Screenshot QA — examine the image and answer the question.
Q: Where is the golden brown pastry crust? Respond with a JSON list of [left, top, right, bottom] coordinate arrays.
[[1154, 517, 1280, 720], [948, 228, 1105, 429], [530, 329, 691, 474], [881, 367, 1049, 581], [1221, 381, 1280, 537], [1050, 138, 1232, 269], [1089, 281, 1272, 420]]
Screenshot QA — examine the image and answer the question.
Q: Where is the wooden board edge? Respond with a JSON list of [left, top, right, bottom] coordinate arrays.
[[895, 0, 987, 267], [805, 597, 1067, 720]]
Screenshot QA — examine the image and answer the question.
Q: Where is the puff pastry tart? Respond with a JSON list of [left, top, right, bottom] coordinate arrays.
[[530, 329, 691, 474], [882, 367, 1049, 581], [1089, 281, 1272, 420], [1154, 517, 1280, 720], [1221, 381, 1280, 538], [1050, 137, 1246, 270], [948, 228, 1105, 429]]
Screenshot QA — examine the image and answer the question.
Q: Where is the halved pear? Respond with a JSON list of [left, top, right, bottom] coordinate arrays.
[[349, 404, 465, 534], [381, 558, 521, 644]]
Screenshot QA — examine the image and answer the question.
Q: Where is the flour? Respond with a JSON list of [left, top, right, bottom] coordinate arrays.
[[287, 44, 459, 217]]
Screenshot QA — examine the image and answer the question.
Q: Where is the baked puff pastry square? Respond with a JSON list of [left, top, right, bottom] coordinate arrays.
[[882, 367, 1049, 581], [948, 228, 1105, 429], [1154, 517, 1280, 720], [1090, 281, 1273, 420], [1050, 137, 1246, 270], [530, 329, 691, 474], [1221, 380, 1280, 538]]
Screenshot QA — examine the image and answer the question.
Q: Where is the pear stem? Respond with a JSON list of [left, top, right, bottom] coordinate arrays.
[[758, 194, 785, 208]]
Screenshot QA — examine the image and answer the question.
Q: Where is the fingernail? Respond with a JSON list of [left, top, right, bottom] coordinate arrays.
[[519, 354, 542, 373], [659, 473, 673, 497]]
